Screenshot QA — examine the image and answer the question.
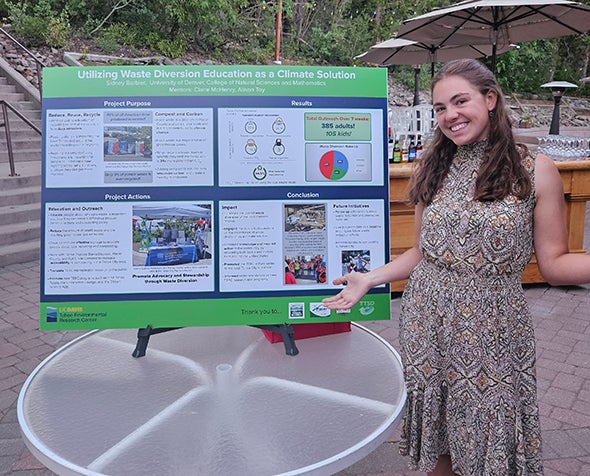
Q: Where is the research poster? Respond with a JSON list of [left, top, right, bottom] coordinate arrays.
[[40, 64, 391, 330]]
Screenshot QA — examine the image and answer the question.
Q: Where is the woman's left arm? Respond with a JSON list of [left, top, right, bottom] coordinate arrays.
[[534, 153, 590, 285]]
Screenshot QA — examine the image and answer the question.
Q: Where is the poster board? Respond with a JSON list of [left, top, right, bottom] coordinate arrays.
[[40, 64, 391, 330]]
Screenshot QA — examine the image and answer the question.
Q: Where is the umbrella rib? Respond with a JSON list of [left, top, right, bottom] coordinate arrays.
[[468, 45, 489, 56], [530, 5, 586, 36], [377, 42, 433, 66], [435, 9, 478, 48], [401, 3, 590, 39]]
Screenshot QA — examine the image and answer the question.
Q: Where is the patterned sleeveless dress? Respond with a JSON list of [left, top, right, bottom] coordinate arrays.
[[399, 141, 543, 475]]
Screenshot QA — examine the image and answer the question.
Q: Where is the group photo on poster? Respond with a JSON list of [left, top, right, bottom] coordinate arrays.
[[132, 203, 212, 267]]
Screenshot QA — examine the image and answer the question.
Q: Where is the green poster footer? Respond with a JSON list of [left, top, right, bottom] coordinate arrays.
[[40, 294, 390, 330]]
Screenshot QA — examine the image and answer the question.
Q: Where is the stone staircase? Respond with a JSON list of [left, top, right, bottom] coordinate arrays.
[[0, 65, 42, 268]]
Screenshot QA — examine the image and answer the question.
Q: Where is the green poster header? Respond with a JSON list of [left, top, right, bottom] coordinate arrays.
[[42, 64, 387, 98]]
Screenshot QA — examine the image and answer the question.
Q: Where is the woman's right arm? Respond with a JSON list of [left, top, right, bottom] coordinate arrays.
[[322, 204, 424, 310]]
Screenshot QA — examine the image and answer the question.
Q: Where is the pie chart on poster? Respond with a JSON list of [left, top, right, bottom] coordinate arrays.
[[320, 150, 348, 180]]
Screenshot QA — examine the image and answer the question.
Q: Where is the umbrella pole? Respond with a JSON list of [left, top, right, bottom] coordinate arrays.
[[491, 44, 497, 72], [413, 66, 421, 106], [490, 26, 498, 73]]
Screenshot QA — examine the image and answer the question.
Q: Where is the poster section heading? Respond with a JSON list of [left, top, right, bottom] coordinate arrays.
[[42, 65, 388, 98]]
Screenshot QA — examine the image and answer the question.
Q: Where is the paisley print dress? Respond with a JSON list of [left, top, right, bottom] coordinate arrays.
[[399, 141, 543, 475]]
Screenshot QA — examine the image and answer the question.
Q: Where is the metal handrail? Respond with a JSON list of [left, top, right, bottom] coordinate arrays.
[[0, 27, 46, 90], [0, 100, 41, 176]]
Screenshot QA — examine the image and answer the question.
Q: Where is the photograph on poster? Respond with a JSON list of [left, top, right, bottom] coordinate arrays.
[[284, 204, 326, 232], [341, 250, 371, 274], [284, 255, 327, 285], [132, 203, 212, 267], [283, 203, 328, 285], [104, 126, 153, 161]]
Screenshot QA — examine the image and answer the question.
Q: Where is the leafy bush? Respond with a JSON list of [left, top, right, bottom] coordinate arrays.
[[95, 30, 119, 54], [156, 38, 185, 59], [495, 40, 559, 95], [7, 0, 52, 46], [103, 22, 137, 47], [45, 13, 70, 48]]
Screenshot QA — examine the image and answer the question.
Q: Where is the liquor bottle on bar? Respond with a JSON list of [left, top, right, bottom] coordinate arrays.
[[416, 135, 423, 160], [393, 137, 401, 163], [388, 130, 395, 164], [401, 135, 408, 163], [408, 135, 416, 162]]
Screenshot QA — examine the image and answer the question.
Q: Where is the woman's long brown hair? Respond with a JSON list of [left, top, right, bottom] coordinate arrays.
[[408, 59, 531, 206]]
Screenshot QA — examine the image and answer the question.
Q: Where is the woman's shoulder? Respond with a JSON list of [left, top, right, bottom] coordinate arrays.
[[533, 152, 562, 198], [534, 152, 558, 174]]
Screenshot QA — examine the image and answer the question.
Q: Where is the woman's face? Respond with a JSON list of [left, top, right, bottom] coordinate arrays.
[[432, 75, 497, 146]]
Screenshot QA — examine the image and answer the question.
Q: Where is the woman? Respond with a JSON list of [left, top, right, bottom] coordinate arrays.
[[323, 59, 590, 475]]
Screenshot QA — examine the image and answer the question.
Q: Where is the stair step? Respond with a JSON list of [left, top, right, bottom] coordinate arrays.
[[0, 150, 42, 162], [0, 239, 40, 267], [0, 184, 41, 205], [0, 137, 42, 148], [0, 219, 41, 245], [0, 64, 42, 266], [0, 160, 41, 179], [3, 108, 42, 122], [0, 128, 42, 139], [0, 91, 25, 102], [0, 172, 41, 189], [0, 202, 40, 224]]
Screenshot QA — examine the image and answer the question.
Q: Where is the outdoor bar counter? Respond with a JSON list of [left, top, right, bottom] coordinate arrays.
[[389, 159, 590, 292]]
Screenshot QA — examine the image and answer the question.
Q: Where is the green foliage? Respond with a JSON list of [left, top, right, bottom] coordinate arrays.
[[95, 30, 119, 54], [103, 22, 136, 47], [392, 64, 432, 94], [7, 0, 51, 45], [156, 38, 185, 59], [93, 22, 137, 54], [0, 0, 9, 18], [7, 0, 69, 47], [3, 0, 589, 98], [45, 11, 71, 48], [495, 40, 559, 96]]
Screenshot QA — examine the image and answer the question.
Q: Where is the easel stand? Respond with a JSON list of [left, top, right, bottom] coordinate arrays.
[[132, 323, 299, 358], [132, 326, 182, 358]]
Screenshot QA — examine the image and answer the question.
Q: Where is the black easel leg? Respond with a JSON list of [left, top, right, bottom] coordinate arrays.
[[132, 325, 182, 358], [253, 324, 299, 356]]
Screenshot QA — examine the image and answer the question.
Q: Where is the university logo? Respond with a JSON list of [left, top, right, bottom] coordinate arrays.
[[46, 307, 58, 323]]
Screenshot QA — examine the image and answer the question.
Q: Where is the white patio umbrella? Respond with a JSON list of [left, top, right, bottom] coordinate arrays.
[[396, 0, 590, 70], [355, 37, 515, 104], [355, 37, 515, 76]]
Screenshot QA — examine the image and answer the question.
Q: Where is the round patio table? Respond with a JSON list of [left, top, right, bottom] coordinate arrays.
[[18, 323, 406, 476]]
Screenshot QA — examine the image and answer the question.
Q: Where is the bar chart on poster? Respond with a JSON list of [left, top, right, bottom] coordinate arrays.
[[39, 65, 391, 330]]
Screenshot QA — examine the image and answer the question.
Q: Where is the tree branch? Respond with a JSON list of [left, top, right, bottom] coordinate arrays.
[[89, 0, 135, 35]]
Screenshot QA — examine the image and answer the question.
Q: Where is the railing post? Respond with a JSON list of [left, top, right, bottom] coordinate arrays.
[[35, 62, 42, 91], [1, 102, 17, 177]]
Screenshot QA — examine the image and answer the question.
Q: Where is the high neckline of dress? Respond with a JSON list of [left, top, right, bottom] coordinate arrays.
[[456, 139, 488, 158]]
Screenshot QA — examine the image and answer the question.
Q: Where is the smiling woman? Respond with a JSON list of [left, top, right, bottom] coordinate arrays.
[[432, 75, 497, 146], [323, 58, 590, 476]]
